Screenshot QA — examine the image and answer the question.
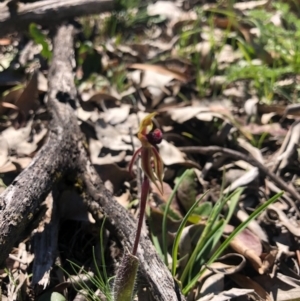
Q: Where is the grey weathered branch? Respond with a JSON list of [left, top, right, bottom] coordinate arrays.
[[0, 24, 185, 301], [0, 0, 115, 37]]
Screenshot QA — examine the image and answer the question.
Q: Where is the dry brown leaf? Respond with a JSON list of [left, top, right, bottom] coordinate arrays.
[[238, 138, 264, 163], [37, 71, 48, 92], [275, 121, 300, 172], [0, 38, 11, 46], [0, 86, 23, 115], [199, 273, 224, 298], [103, 105, 130, 125], [87, 92, 119, 103], [0, 101, 19, 111], [229, 228, 264, 273], [15, 72, 39, 122], [276, 288, 300, 301], [11, 157, 32, 170], [0, 161, 16, 173], [181, 42, 214, 70], [94, 163, 131, 193], [168, 106, 223, 124], [223, 168, 259, 194], [233, 0, 270, 10], [147, 1, 182, 20], [204, 254, 247, 277], [0, 121, 46, 156], [267, 204, 300, 237], [235, 208, 268, 242], [129, 63, 188, 83], [176, 168, 198, 211], [0, 137, 8, 167], [258, 103, 300, 118], [95, 120, 138, 151], [196, 288, 254, 301], [242, 123, 287, 136], [158, 139, 186, 165], [230, 273, 273, 301], [179, 224, 205, 268]]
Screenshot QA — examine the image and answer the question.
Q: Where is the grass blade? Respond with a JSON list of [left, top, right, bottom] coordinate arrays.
[[171, 191, 209, 276], [182, 191, 283, 294], [162, 169, 191, 266]]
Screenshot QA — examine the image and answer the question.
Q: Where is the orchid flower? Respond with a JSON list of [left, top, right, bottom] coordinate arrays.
[[129, 112, 164, 194], [129, 112, 164, 255]]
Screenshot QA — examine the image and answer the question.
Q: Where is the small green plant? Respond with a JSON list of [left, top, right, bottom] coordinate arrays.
[[60, 218, 113, 301], [156, 169, 283, 296], [29, 23, 52, 60]]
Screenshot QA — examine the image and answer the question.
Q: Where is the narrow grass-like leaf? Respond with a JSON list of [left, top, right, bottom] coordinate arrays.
[[182, 191, 283, 294], [100, 217, 108, 283], [197, 187, 243, 263], [209, 191, 283, 266], [151, 231, 164, 261], [180, 188, 241, 284], [171, 191, 209, 276], [162, 169, 191, 266]]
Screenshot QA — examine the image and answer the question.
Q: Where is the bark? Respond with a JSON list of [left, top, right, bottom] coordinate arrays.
[[31, 192, 59, 286], [0, 0, 115, 37], [0, 24, 185, 301]]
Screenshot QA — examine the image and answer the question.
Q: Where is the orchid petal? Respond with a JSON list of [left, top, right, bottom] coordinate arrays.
[[128, 147, 142, 176], [138, 112, 157, 135], [141, 148, 157, 186], [151, 146, 164, 193]]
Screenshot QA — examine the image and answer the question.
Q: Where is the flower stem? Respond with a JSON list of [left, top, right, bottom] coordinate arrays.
[[132, 176, 149, 256]]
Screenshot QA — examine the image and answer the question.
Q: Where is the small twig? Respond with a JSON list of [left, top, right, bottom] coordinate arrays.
[[179, 146, 300, 216]]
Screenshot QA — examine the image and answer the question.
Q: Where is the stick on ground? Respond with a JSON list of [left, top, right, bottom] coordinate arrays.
[[0, 0, 115, 37], [0, 24, 185, 301]]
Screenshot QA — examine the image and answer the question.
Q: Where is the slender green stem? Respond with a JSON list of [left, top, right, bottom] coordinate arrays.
[[162, 169, 191, 266], [132, 176, 149, 255]]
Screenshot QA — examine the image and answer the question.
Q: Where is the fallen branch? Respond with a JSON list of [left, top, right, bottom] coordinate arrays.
[[0, 0, 115, 36], [0, 24, 185, 301]]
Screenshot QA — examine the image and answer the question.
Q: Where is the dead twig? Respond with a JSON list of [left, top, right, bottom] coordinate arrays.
[[0, 0, 115, 37]]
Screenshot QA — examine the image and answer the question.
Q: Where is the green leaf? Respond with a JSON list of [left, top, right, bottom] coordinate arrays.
[[176, 169, 198, 212], [180, 188, 243, 284], [162, 169, 191, 267], [38, 292, 66, 301], [29, 23, 52, 60], [192, 202, 213, 217], [50, 292, 66, 301], [171, 191, 209, 276], [182, 191, 283, 294], [113, 253, 139, 301]]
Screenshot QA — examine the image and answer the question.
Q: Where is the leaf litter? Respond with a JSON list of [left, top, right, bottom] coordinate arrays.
[[1, 0, 300, 300]]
